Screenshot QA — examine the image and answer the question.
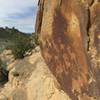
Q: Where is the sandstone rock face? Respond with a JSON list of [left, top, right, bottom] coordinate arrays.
[[0, 48, 71, 100], [36, 0, 100, 100]]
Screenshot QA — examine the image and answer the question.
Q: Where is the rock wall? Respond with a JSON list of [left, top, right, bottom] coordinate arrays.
[[0, 48, 71, 100], [36, 0, 100, 100]]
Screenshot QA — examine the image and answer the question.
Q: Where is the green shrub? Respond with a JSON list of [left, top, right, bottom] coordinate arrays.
[[0, 58, 8, 83], [0, 48, 3, 54], [11, 40, 34, 59], [0, 59, 7, 70], [0, 59, 2, 67], [32, 33, 39, 46], [11, 42, 31, 59], [9, 33, 39, 59]]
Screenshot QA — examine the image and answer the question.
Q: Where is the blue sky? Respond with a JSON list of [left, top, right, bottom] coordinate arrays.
[[0, 0, 38, 33]]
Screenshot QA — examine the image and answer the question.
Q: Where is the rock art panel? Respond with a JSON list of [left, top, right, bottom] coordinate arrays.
[[36, 0, 100, 99]]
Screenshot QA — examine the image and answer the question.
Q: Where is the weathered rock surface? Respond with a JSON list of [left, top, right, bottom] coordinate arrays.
[[36, 0, 100, 100], [0, 48, 71, 100], [0, 50, 12, 85], [0, 0, 100, 100], [0, 50, 14, 71]]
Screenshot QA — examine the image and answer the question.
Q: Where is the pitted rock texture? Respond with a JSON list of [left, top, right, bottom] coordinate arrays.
[[36, 0, 100, 100], [0, 49, 71, 100]]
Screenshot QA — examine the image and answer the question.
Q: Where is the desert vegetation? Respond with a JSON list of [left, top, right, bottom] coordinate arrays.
[[0, 27, 39, 59], [0, 58, 8, 83]]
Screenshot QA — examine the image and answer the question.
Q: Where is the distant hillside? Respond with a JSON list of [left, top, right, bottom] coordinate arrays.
[[0, 27, 31, 53], [0, 27, 31, 41]]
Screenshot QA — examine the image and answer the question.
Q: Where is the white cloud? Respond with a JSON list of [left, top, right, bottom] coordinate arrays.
[[0, 0, 39, 32], [0, 0, 38, 18]]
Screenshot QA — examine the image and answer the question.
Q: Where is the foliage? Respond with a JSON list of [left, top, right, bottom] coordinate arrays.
[[32, 33, 39, 46], [11, 39, 34, 59], [0, 27, 31, 51], [0, 27, 39, 59], [0, 58, 8, 83], [0, 47, 4, 54], [0, 59, 2, 67], [0, 59, 7, 70], [0, 27, 30, 41]]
